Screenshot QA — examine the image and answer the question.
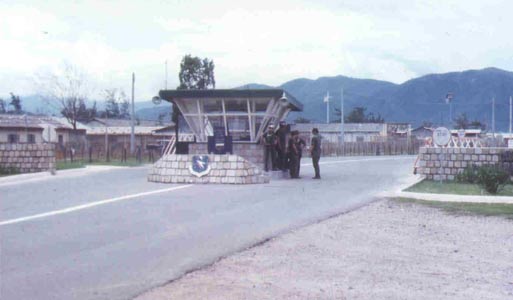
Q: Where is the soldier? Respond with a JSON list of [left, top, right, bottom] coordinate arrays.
[[276, 121, 288, 171], [261, 125, 278, 172], [295, 132, 306, 177], [288, 130, 300, 178], [310, 128, 321, 179]]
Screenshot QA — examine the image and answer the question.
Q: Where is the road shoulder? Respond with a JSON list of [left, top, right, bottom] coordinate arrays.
[[135, 199, 513, 300]]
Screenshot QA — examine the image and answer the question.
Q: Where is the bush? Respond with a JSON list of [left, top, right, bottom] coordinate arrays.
[[476, 165, 510, 194], [456, 165, 479, 184], [0, 166, 19, 176]]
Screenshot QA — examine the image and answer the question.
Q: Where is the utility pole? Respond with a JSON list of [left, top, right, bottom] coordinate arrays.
[[340, 87, 345, 145], [130, 73, 135, 154], [323, 91, 331, 123], [165, 60, 168, 89]]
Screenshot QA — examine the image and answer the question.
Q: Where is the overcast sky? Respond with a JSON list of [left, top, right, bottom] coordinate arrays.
[[1, 0, 512, 101]]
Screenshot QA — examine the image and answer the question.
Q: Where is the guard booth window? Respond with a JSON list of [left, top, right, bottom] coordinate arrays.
[[27, 134, 35, 143], [8, 134, 19, 143]]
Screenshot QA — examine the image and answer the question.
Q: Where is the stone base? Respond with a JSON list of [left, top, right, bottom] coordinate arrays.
[[148, 154, 270, 184]]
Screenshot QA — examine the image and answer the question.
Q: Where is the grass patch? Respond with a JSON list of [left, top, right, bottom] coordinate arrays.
[[0, 166, 19, 177], [394, 197, 513, 220], [56, 159, 144, 170], [56, 160, 86, 170], [88, 158, 143, 167], [405, 179, 513, 196]]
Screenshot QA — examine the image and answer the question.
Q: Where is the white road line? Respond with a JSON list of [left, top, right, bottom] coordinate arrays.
[[0, 185, 193, 227], [301, 156, 413, 166]]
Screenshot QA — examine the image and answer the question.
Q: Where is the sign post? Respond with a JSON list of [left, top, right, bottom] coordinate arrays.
[[433, 127, 451, 183]]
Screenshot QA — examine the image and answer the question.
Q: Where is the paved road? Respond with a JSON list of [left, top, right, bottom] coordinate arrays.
[[0, 156, 415, 300]]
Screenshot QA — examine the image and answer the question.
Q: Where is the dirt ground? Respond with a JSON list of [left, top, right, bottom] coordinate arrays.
[[136, 199, 513, 300]]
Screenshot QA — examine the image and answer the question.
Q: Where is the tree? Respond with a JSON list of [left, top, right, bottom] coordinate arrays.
[[294, 116, 311, 124], [76, 100, 97, 122], [422, 121, 433, 128], [469, 120, 486, 131], [178, 55, 215, 90], [454, 113, 469, 129], [9, 93, 22, 114], [119, 96, 130, 119], [103, 89, 122, 118], [157, 112, 166, 125], [174, 55, 216, 140], [0, 98, 5, 113], [36, 63, 93, 130], [335, 106, 384, 123]]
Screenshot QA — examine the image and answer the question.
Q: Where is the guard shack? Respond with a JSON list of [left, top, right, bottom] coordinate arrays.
[[148, 89, 303, 184]]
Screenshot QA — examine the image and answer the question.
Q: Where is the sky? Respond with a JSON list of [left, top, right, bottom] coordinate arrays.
[[1, 0, 512, 101]]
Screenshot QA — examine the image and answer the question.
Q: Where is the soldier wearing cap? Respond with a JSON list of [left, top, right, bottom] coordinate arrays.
[[310, 128, 321, 179], [288, 130, 300, 178], [261, 124, 279, 172], [295, 131, 306, 177], [276, 121, 288, 170]]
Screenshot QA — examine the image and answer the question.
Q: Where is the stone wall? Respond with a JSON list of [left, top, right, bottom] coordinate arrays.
[[189, 143, 265, 170], [417, 147, 503, 180], [0, 143, 56, 173], [148, 154, 269, 184]]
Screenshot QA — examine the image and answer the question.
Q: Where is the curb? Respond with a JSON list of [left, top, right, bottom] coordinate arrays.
[[381, 175, 513, 204]]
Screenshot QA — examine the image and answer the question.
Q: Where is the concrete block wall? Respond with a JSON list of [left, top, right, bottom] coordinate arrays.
[[189, 143, 265, 170], [0, 143, 56, 173], [418, 147, 502, 180], [148, 154, 270, 184]]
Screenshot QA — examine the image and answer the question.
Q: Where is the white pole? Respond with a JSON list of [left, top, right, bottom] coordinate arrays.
[[165, 60, 168, 89], [324, 91, 330, 124], [327, 97, 330, 123], [130, 73, 135, 154], [340, 87, 344, 144]]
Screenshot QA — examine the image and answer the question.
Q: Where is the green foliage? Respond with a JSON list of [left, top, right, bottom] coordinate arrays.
[[455, 164, 510, 194], [178, 55, 215, 90], [0, 165, 19, 176], [476, 165, 510, 194], [335, 106, 384, 123], [454, 113, 469, 129], [9, 93, 23, 114], [455, 165, 479, 184], [294, 116, 311, 124], [0, 98, 6, 113]]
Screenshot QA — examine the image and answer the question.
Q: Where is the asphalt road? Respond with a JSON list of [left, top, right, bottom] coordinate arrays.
[[0, 156, 415, 300]]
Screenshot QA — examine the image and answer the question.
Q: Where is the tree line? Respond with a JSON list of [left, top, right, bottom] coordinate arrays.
[[0, 93, 23, 114]]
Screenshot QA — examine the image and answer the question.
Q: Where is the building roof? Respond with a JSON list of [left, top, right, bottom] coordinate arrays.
[[158, 89, 303, 111], [86, 126, 165, 135], [84, 118, 171, 127], [0, 114, 44, 130], [293, 123, 385, 133], [450, 129, 481, 134]]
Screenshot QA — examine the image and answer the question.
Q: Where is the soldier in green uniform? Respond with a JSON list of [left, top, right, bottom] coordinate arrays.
[[310, 128, 321, 179], [288, 130, 299, 178], [261, 125, 278, 172], [295, 133, 306, 177]]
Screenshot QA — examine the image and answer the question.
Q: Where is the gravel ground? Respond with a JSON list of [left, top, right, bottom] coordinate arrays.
[[136, 199, 513, 300]]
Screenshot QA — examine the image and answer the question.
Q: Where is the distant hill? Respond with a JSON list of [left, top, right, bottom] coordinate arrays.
[[11, 67, 513, 130], [282, 67, 513, 131], [8, 95, 170, 121]]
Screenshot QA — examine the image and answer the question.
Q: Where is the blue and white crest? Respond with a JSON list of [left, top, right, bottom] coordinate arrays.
[[189, 155, 211, 177]]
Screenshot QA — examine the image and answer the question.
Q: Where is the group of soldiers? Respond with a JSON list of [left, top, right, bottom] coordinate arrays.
[[261, 122, 321, 179]]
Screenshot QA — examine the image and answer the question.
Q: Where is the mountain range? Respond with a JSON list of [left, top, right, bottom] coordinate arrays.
[[7, 67, 513, 131], [280, 67, 513, 131]]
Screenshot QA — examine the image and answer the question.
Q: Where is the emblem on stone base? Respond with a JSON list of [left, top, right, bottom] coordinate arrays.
[[189, 155, 211, 177]]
